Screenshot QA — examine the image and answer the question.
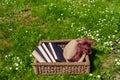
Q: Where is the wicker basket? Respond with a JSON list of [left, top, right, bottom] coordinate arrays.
[[33, 39, 90, 75]]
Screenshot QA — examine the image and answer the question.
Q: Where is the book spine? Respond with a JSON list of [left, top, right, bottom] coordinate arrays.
[[49, 42, 58, 60], [35, 47, 47, 62], [42, 43, 56, 62]]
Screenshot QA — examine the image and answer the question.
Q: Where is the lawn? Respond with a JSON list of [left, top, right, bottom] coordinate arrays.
[[0, 0, 120, 80]]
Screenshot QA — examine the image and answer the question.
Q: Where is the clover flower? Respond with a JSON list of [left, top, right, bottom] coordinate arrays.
[[25, 30, 28, 33], [20, 61, 22, 64], [114, 30, 117, 33], [14, 63, 19, 67], [57, 18, 61, 22], [71, 23, 75, 27], [9, 28, 13, 31], [97, 75, 101, 78], [61, 13, 63, 16], [29, 54, 32, 57], [112, 35, 115, 38], [115, 59, 118, 62], [96, 34, 99, 37], [115, 58, 120, 66], [78, 29, 81, 32], [5, 55, 8, 58], [16, 67, 18, 70], [17, 57, 19, 60], [116, 62, 120, 66], [9, 67, 12, 70], [89, 73, 93, 76]]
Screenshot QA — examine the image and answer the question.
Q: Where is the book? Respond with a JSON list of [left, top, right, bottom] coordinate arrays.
[[38, 45, 52, 62], [49, 42, 58, 60], [32, 48, 47, 63], [32, 42, 66, 63], [41, 43, 56, 62], [49, 42, 66, 62]]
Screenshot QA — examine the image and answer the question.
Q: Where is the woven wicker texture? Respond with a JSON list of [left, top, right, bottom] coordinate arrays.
[[33, 39, 90, 75]]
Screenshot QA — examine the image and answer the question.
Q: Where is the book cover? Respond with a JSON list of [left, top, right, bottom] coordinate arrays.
[[41, 43, 56, 62], [50, 42, 66, 62]]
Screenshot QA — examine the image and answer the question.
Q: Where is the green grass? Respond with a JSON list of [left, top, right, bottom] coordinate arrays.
[[0, 0, 120, 80]]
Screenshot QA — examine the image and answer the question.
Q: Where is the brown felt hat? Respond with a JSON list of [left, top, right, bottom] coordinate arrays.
[[63, 39, 78, 61]]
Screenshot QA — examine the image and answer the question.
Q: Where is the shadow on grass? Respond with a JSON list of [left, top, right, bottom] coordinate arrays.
[[89, 48, 104, 73]]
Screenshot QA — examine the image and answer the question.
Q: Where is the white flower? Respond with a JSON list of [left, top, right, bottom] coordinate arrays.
[[14, 63, 19, 66], [110, 47, 113, 50], [94, 31, 96, 33], [16, 67, 18, 70], [97, 75, 101, 78], [83, 4, 85, 7], [71, 23, 75, 27], [108, 36, 110, 38], [17, 57, 19, 60], [26, 30, 28, 33], [57, 18, 61, 21], [29, 54, 32, 57], [112, 35, 115, 38], [9, 28, 13, 31], [18, 59, 21, 62], [109, 41, 112, 45], [96, 30, 99, 33], [89, 73, 93, 76], [116, 62, 120, 65], [91, 36, 94, 39], [61, 13, 63, 16], [20, 61, 22, 64], [43, 5, 46, 7], [97, 38, 100, 42], [5, 55, 8, 58], [115, 59, 118, 62], [96, 34, 99, 37], [110, 43, 113, 46], [117, 50, 120, 53], [115, 30, 117, 33], [78, 29, 81, 32], [104, 42, 107, 45], [9, 67, 12, 70]]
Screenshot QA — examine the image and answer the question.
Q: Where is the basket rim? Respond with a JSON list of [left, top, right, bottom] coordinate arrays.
[[38, 38, 81, 45]]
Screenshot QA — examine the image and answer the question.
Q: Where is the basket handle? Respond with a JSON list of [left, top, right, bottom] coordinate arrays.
[[85, 55, 90, 64]]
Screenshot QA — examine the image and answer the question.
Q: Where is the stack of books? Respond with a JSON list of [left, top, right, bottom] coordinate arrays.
[[32, 42, 66, 63]]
